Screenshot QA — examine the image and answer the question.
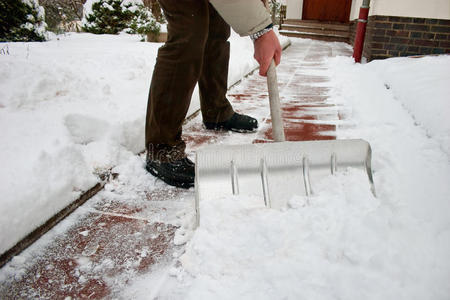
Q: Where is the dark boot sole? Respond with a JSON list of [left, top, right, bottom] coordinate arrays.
[[203, 124, 257, 133], [146, 165, 194, 189]]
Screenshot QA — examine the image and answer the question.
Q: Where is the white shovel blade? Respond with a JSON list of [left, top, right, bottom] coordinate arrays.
[[194, 139, 375, 226]]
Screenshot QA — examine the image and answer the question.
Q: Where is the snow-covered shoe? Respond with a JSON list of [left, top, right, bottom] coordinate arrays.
[[204, 112, 258, 132], [146, 157, 195, 189]]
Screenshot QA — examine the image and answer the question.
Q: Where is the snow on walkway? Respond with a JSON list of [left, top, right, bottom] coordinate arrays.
[[126, 42, 450, 300], [0, 30, 276, 257], [1, 37, 449, 300]]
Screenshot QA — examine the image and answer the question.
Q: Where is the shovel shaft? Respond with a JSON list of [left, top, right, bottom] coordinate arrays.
[[267, 60, 286, 142]]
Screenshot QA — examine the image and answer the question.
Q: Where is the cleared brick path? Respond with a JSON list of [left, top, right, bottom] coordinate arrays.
[[0, 38, 352, 299]]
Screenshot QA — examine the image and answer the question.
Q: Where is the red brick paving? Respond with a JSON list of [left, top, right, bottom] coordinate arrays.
[[0, 38, 352, 299]]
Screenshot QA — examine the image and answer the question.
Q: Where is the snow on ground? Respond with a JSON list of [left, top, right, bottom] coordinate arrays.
[[361, 55, 450, 156], [1, 30, 449, 299], [123, 49, 450, 299], [0, 30, 289, 255]]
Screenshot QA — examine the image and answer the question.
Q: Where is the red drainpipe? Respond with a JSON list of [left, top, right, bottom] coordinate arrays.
[[353, 0, 371, 63]]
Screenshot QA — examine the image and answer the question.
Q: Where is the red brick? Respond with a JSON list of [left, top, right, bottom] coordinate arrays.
[[435, 34, 449, 40], [371, 49, 388, 55], [419, 47, 433, 54], [413, 18, 426, 24], [388, 50, 400, 56], [372, 54, 390, 60], [375, 22, 393, 29], [431, 26, 450, 33], [414, 39, 440, 47], [432, 48, 446, 54], [391, 37, 409, 44], [393, 30, 410, 37], [371, 42, 384, 49], [393, 23, 405, 30], [438, 19, 450, 26], [425, 19, 439, 25], [396, 44, 408, 51], [373, 36, 390, 43], [374, 16, 389, 21], [388, 16, 403, 22], [373, 29, 386, 36], [405, 24, 429, 31], [423, 33, 436, 40], [440, 41, 450, 48], [410, 32, 423, 39]]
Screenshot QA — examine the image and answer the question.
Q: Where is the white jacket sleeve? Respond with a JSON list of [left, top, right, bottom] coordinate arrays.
[[209, 0, 272, 36]]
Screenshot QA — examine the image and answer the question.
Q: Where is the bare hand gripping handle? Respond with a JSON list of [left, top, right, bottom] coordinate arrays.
[[266, 60, 286, 142]]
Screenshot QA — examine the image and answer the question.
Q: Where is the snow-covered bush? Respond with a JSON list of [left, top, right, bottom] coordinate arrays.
[[0, 0, 47, 42], [127, 4, 160, 39], [269, 0, 282, 25], [82, 0, 161, 38], [40, 0, 84, 33]]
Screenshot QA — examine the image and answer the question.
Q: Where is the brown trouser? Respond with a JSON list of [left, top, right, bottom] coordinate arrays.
[[145, 0, 234, 162]]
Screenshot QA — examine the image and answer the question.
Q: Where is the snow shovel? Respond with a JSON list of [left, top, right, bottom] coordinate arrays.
[[194, 61, 376, 227]]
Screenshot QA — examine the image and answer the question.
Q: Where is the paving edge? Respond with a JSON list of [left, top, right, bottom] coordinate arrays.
[[0, 182, 105, 268], [0, 38, 293, 269]]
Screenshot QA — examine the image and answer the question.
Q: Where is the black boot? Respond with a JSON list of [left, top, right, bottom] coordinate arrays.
[[204, 112, 258, 132], [146, 157, 195, 189]]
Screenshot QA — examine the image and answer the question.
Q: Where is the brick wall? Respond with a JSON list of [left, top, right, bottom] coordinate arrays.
[[350, 16, 450, 61]]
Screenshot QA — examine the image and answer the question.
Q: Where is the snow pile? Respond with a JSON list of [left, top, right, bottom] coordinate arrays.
[[364, 56, 450, 155], [179, 171, 388, 299], [0, 33, 152, 255], [171, 171, 448, 299], [329, 55, 450, 254]]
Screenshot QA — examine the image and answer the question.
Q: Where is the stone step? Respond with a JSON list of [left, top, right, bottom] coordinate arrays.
[[283, 19, 350, 32], [279, 30, 349, 43], [281, 24, 350, 38], [280, 20, 350, 43]]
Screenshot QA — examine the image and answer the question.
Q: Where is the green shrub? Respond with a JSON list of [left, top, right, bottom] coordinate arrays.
[[0, 0, 47, 42], [127, 4, 160, 38], [82, 0, 162, 38]]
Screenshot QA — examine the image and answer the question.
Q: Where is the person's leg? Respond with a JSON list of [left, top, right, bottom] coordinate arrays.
[[146, 0, 209, 162], [145, 0, 209, 188], [198, 3, 234, 124], [199, 4, 258, 132]]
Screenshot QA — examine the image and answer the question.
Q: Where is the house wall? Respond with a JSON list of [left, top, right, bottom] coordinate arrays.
[[287, 0, 450, 21], [351, 0, 450, 20], [349, 0, 450, 60], [286, 0, 303, 19], [285, 0, 450, 60], [355, 16, 450, 60]]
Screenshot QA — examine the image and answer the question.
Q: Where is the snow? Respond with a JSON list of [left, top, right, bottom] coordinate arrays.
[[0, 30, 290, 255], [1, 29, 449, 299], [122, 47, 450, 298], [363, 56, 450, 155]]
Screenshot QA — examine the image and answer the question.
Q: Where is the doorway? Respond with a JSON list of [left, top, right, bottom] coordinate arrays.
[[302, 0, 352, 23]]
